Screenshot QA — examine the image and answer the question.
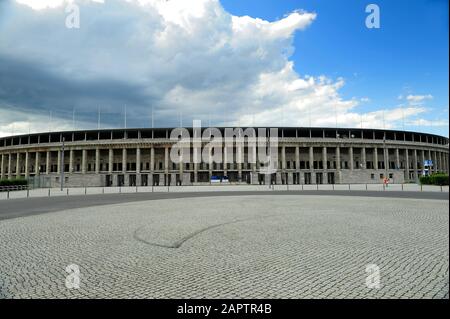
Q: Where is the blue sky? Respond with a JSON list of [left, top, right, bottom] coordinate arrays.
[[0, 0, 448, 136], [222, 0, 449, 135]]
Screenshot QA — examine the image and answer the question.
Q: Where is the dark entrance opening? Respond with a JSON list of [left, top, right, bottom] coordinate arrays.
[[141, 174, 148, 186], [118, 174, 125, 187], [304, 172, 312, 185], [316, 172, 323, 184], [327, 172, 335, 184]]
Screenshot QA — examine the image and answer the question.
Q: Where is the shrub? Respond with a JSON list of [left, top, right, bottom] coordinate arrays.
[[0, 179, 28, 186], [420, 173, 449, 186]]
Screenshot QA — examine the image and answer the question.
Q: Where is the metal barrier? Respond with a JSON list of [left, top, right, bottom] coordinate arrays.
[[0, 185, 29, 192]]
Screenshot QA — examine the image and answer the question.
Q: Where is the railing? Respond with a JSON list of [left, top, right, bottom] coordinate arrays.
[[0, 183, 448, 200], [0, 185, 29, 192]]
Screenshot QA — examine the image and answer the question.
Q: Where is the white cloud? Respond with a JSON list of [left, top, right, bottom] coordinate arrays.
[[0, 0, 444, 137], [405, 94, 433, 105]]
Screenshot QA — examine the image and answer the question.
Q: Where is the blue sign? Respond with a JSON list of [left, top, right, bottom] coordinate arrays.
[[423, 160, 433, 167]]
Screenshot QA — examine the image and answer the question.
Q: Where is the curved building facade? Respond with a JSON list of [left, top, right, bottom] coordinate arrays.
[[0, 127, 448, 187]]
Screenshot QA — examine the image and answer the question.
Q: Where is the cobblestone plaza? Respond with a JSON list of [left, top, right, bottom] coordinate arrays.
[[0, 195, 448, 299]]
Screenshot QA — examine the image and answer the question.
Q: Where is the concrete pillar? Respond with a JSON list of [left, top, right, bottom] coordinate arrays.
[[361, 147, 366, 169], [1, 153, 5, 179], [69, 149, 74, 173], [46, 151, 50, 175], [309, 146, 314, 170], [223, 145, 228, 175], [349, 146, 354, 170], [413, 149, 418, 180], [421, 150, 425, 172], [433, 151, 437, 173], [395, 148, 400, 170], [295, 146, 300, 171], [322, 147, 327, 170], [25, 152, 29, 178], [373, 147, 378, 170], [164, 146, 169, 173], [439, 152, 442, 172], [82, 149, 87, 174], [405, 149, 409, 181], [336, 146, 341, 183], [336, 147, 341, 170], [8, 153, 12, 179], [122, 148, 127, 173], [282, 146, 286, 171], [56, 151, 61, 175], [383, 147, 388, 170], [35, 152, 40, 175], [136, 147, 141, 174], [95, 148, 100, 174], [150, 147, 155, 172], [108, 148, 113, 174], [16, 152, 21, 177]]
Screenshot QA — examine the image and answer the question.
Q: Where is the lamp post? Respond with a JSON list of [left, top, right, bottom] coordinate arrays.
[[60, 137, 65, 191]]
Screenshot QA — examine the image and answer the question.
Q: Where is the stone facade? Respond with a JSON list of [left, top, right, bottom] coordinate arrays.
[[0, 127, 448, 187]]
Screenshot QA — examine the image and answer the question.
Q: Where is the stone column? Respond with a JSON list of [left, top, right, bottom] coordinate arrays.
[[82, 149, 87, 174], [25, 152, 29, 178], [309, 146, 314, 171], [35, 152, 40, 175], [108, 148, 113, 174], [405, 149, 409, 181], [122, 148, 127, 173], [439, 152, 442, 172], [421, 150, 425, 171], [136, 147, 141, 174], [8, 153, 12, 179], [1, 153, 5, 179], [336, 146, 341, 183], [16, 152, 21, 177], [395, 149, 400, 170], [46, 151, 50, 175], [164, 146, 169, 176], [295, 146, 300, 171], [373, 147, 378, 170], [413, 149, 418, 180], [322, 147, 327, 170], [433, 151, 437, 173], [69, 149, 74, 173], [282, 146, 286, 171], [223, 145, 228, 176], [361, 147, 366, 169], [349, 146, 354, 170], [150, 147, 155, 172], [383, 147, 388, 170], [95, 148, 100, 174]]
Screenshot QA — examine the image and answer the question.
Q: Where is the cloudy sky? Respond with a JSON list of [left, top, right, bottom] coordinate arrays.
[[0, 0, 448, 137]]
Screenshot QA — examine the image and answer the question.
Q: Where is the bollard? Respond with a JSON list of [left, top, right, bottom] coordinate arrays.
[[27, 189, 29, 198], [401, 183, 404, 191], [348, 184, 350, 191], [332, 184, 335, 191], [102, 187, 104, 194], [48, 188, 51, 197], [7, 190, 9, 199], [440, 185, 443, 192], [420, 184, 422, 192], [317, 184, 319, 191], [85, 187, 87, 195], [301, 184, 304, 191], [119, 187, 121, 194], [365, 184, 367, 191], [383, 184, 385, 191], [67, 188, 69, 196]]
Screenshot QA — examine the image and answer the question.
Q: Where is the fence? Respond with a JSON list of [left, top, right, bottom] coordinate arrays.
[[0, 183, 448, 200]]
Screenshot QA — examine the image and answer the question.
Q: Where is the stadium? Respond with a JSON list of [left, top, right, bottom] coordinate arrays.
[[0, 126, 448, 188]]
